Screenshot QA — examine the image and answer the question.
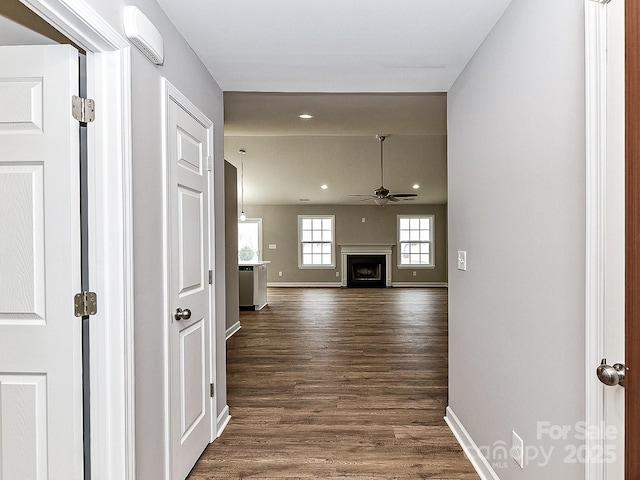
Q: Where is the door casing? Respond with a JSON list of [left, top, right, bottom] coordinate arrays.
[[17, 1, 136, 478], [585, 0, 626, 478]]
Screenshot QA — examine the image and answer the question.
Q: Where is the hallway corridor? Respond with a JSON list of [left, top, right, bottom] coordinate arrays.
[[189, 288, 478, 479]]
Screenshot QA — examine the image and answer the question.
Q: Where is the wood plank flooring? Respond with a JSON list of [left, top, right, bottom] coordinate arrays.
[[189, 288, 479, 479]]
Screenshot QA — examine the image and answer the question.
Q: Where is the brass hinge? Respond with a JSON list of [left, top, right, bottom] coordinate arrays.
[[74, 291, 97, 317], [209, 270, 213, 285], [210, 383, 215, 398], [72, 95, 95, 123]]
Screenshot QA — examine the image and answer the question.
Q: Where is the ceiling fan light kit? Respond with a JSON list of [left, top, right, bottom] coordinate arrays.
[[348, 135, 419, 206]]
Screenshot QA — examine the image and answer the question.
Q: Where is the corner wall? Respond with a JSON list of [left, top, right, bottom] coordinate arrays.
[[447, 0, 586, 478]]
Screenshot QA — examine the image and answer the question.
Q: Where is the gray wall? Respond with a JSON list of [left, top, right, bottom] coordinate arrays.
[[80, 1, 227, 478], [225, 161, 239, 331], [243, 204, 447, 284], [447, 0, 585, 479]]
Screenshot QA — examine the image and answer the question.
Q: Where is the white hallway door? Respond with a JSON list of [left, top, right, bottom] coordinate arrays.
[[165, 80, 215, 479], [0, 45, 83, 479]]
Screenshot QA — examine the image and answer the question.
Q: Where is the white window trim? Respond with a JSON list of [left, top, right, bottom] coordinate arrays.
[[298, 214, 336, 269], [396, 214, 435, 269], [238, 217, 263, 261]]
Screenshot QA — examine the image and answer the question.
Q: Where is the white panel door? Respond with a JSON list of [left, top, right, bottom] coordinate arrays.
[[166, 84, 213, 480], [0, 45, 83, 479]]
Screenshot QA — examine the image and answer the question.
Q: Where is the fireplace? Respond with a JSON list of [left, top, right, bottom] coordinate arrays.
[[347, 255, 386, 288], [340, 244, 394, 288]]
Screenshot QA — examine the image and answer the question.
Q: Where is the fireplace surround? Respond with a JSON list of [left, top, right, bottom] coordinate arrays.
[[340, 244, 393, 287]]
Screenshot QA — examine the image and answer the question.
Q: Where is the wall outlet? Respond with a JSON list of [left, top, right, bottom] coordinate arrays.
[[269, 244, 277, 250], [278, 271, 283, 277], [511, 430, 524, 468], [412, 271, 417, 277], [361, 217, 366, 223], [336, 271, 340, 277], [457, 251, 467, 271]]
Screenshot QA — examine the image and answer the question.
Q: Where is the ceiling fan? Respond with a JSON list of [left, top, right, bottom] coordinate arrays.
[[349, 135, 418, 205]]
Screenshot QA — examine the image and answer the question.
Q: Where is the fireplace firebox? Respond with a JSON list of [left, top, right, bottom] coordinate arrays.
[[347, 255, 386, 288]]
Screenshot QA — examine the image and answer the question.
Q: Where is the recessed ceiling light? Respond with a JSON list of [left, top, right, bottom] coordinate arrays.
[[413, 184, 420, 189], [298, 114, 313, 119], [321, 184, 328, 190]]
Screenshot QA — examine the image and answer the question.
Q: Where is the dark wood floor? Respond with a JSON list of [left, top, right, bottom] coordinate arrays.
[[189, 287, 479, 479]]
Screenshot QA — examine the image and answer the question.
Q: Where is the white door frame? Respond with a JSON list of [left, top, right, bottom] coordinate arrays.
[[585, 1, 616, 479], [19, 1, 135, 478], [161, 78, 217, 479]]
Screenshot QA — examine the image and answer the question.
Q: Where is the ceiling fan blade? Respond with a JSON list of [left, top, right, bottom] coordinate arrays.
[[388, 196, 401, 202], [389, 193, 418, 198], [348, 194, 375, 197]]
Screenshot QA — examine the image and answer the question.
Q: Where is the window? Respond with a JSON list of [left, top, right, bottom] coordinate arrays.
[[238, 218, 262, 263], [298, 215, 335, 268], [397, 215, 434, 267]]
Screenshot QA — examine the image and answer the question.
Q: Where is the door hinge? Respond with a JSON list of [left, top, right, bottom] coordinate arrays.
[[74, 291, 97, 317], [209, 270, 213, 285], [72, 95, 95, 123], [210, 383, 215, 397], [207, 155, 213, 172]]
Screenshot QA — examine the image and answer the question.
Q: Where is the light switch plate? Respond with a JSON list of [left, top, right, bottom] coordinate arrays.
[[457, 251, 467, 271], [269, 244, 277, 250], [511, 430, 524, 468]]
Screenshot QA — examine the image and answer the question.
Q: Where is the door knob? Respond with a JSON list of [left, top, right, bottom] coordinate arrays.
[[174, 308, 192, 321], [596, 358, 626, 387]]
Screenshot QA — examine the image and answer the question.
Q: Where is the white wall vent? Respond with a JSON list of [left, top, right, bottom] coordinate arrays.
[[123, 6, 164, 65]]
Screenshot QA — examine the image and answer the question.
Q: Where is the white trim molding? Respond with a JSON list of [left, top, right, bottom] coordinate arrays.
[[444, 407, 500, 480], [391, 282, 448, 288], [226, 321, 241, 340], [216, 405, 231, 438], [339, 244, 394, 287], [584, 1, 608, 480], [19, 1, 135, 478], [267, 282, 342, 288]]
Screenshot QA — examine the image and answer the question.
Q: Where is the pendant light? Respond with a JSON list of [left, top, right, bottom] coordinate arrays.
[[239, 149, 246, 221]]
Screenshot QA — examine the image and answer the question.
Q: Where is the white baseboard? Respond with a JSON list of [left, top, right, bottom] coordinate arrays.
[[225, 321, 241, 340], [267, 282, 448, 288], [216, 405, 231, 438], [444, 406, 501, 480]]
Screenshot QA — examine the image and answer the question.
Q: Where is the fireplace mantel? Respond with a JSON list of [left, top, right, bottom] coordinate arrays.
[[340, 244, 394, 287]]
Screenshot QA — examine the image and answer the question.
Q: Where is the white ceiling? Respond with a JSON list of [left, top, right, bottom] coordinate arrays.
[[157, 0, 513, 93], [224, 92, 447, 205], [153, 1, 513, 205]]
